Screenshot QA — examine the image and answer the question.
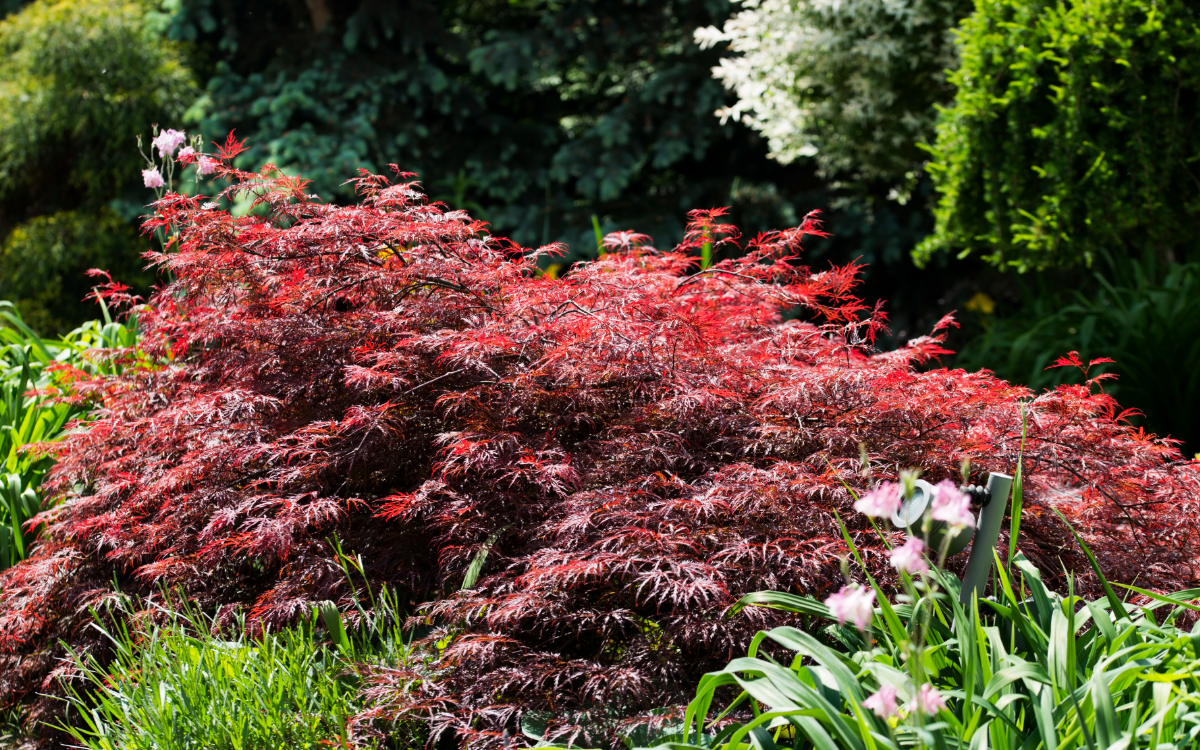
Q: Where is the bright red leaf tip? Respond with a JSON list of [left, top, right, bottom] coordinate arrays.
[[213, 129, 248, 162]]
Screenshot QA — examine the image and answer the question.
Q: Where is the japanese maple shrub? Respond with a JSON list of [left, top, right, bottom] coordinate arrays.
[[0, 150, 1197, 745]]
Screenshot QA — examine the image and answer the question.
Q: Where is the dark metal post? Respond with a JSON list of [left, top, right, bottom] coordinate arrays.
[[959, 472, 1013, 605]]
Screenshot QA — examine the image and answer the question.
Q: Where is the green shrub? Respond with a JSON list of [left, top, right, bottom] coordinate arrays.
[[0, 0, 194, 332], [918, 0, 1200, 271], [0, 209, 151, 335], [167, 0, 812, 251], [0, 0, 196, 210]]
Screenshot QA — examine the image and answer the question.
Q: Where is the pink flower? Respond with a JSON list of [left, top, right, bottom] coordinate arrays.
[[142, 168, 164, 188], [853, 482, 900, 518], [152, 129, 186, 159], [197, 156, 218, 176], [908, 683, 947, 716], [889, 537, 928, 574], [825, 584, 875, 631], [177, 146, 196, 165], [862, 684, 899, 718], [930, 480, 975, 528]]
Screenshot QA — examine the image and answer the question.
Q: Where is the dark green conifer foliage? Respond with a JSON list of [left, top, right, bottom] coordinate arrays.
[[168, 0, 819, 251]]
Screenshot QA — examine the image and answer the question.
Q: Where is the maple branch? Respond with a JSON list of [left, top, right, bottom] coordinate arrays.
[[674, 268, 764, 289]]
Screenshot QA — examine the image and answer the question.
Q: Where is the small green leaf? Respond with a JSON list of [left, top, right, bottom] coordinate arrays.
[[462, 525, 509, 591]]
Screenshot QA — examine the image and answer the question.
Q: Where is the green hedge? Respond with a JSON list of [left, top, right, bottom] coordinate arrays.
[[918, 0, 1200, 272]]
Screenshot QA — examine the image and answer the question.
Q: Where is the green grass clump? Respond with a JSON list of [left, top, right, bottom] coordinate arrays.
[[65, 610, 362, 750], [62, 569, 421, 750], [68, 613, 358, 750]]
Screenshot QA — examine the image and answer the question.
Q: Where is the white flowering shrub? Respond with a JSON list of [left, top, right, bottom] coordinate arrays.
[[696, 0, 971, 188]]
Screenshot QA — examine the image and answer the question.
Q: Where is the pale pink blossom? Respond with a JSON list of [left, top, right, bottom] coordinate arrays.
[[825, 584, 875, 631], [142, 168, 164, 188], [889, 537, 928, 574], [176, 145, 196, 165], [197, 156, 218, 175], [930, 480, 975, 528], [152, 128, 186, 159], [862, 684, 899, 718], [853, 482, 900, 518], [908, 683, 947, 716]]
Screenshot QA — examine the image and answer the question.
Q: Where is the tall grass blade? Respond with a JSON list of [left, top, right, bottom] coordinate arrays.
[[1008, 404, 1025, 565], [1049, 507, 1129, 621]]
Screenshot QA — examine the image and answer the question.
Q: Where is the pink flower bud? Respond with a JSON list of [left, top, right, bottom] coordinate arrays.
[[142, 168, 165, 189], [862, 684, 899, 718], [908, 683, 947, 716], [853, 482, 900, 518], [889, 537, 928, 574], [198, 157, 218, 176], [930, 480, 975, 528], [824, 584, 875, 632]]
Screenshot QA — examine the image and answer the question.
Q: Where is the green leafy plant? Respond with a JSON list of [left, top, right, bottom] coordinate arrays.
[[918, 0, 1200, 271], [632, 487, 1200, 750], [0, 299, 138, 568], [167, 0, 815, 253], [61, 550, 422, 750]]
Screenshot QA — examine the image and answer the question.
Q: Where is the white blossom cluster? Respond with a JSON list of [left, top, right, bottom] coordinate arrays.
[[696, 0, 971, 186]]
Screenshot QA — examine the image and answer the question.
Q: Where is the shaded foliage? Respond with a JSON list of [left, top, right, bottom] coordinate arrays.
[[166, 0, 807, 251], [0, 210, 151, 334], [165, 0, 945, 284], [0, 160, 1196, 745], [953, 254, 1200, 454]]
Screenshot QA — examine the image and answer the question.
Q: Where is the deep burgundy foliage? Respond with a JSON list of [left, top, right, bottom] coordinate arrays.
[[1, 156, 1197, 745]]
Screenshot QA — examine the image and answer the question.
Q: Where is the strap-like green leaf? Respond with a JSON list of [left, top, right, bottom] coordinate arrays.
[[1050, 507, 1129, 621]]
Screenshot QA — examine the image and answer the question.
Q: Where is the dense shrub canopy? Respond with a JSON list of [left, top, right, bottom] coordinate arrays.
[[0, 159, 1197, 744], [166, 0, 811, 251], [918, 0, 1200, 272]]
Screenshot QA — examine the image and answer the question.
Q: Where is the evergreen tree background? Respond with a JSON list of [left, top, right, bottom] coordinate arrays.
[[0, 0, 193, 332], [0, 0, 948, 339]]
